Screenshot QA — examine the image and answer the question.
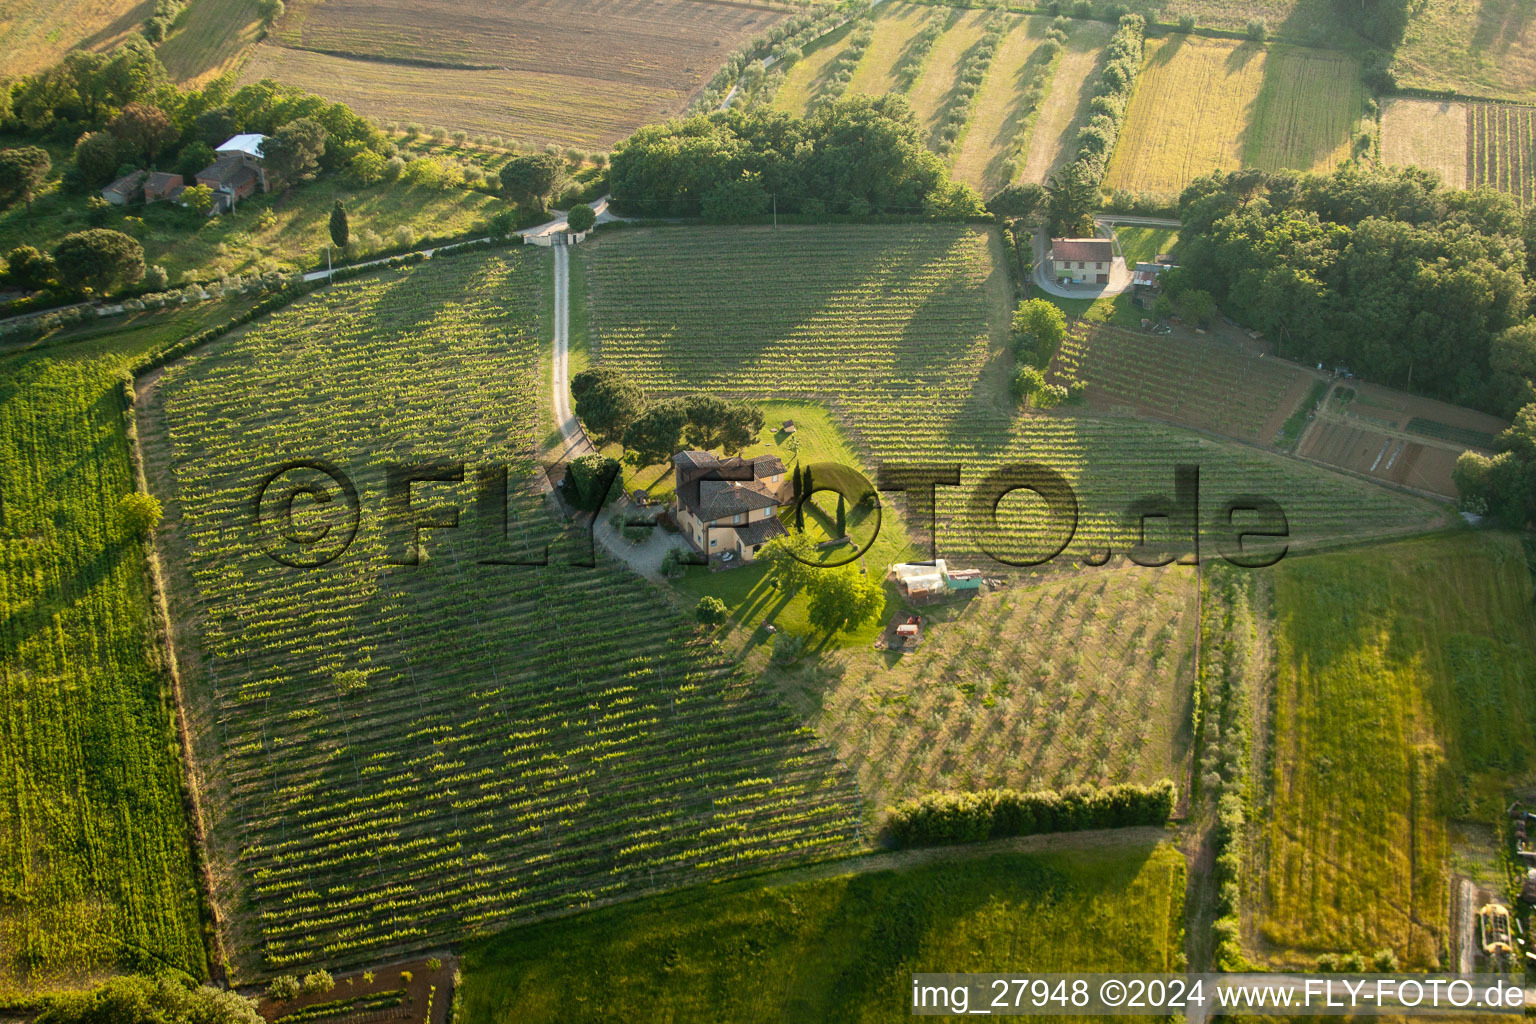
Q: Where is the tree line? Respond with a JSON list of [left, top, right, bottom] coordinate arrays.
[[1044, 13, 1144, 237], [607, 94, 985, 221], [570, 367, 765, 464], [883, 780, 1177, 847]]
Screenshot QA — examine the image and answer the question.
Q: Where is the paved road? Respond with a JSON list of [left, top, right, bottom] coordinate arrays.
[[1096, 213, 1182, 229]]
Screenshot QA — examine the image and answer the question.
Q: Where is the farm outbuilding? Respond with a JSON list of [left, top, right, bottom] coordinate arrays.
[[889, 560, 984, 599], [100, 170, 147, 205]]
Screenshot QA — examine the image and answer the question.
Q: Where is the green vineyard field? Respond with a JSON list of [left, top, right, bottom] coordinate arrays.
[[579, 224, 1440, 565], [142, 251, 862, 973]]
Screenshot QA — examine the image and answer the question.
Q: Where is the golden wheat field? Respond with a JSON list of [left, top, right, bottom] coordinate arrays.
[[0, 0, 147, 78], [1105, 36, 1362, 195]]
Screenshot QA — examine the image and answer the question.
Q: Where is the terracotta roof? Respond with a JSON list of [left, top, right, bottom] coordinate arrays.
[[692, 479, 780, 522], [735, 516, 788, 546], [1051, 238, 1113, 262], [144, 171, 182, 191], [196, 156, 254, 189], [673, 450, 786, 516], [102, 170, 146, 197]]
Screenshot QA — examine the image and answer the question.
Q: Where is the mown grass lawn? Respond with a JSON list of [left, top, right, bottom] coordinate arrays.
[[457, 842, 1186, 1024], [660, 401, 918, 650]]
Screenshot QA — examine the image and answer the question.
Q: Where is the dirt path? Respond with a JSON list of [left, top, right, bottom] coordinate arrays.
[[547, 242, 688, 580], [550, 244, 591, 464]]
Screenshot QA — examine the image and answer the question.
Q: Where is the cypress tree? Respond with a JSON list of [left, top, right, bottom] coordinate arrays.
[[329, 199, 349, 248]]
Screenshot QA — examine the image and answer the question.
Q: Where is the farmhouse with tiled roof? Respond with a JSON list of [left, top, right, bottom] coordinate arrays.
[[1049, 237, 1114, 284], [672, 451, 790, 563]]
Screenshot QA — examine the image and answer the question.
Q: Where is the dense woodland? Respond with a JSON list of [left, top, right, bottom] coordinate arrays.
[[609, 95, 984, 219], [1174, 166, 1531, 415]]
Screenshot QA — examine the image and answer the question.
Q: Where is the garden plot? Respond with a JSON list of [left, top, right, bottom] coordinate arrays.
[[1295, 381, 1507, 498]]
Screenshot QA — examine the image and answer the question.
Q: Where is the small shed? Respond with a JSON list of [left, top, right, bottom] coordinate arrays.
[[101, 170, 147, 205], [946, 568, 984, 591]]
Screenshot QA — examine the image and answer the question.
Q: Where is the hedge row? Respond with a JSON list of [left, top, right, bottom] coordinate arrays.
[[883, 779, 1176, 847], [1212, 792, 1247, 970], [1065, 13, 1145, 187]]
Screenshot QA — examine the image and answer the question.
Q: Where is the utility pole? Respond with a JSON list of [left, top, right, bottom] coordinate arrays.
[[326, 245, 332, 281], [772, 193, 777, 228]]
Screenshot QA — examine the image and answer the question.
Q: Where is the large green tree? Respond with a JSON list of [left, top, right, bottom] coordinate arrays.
[[53, 229, 144, 292], [261, 117, 328, 184], [0, 146, 52, 212], [4, 245, 56, 290], [682, 395, 762, 453], [499, 154, 565, 213], [622, 398, 688, 466], [1045, 164, 1098, 237], [1011, 298, 1068, 365], [73, 131, 124, 186], [758, 531, 817, 593], [571, 366, 645, 445], [108, 102, 177, 166], [805, 563, 884, 634]]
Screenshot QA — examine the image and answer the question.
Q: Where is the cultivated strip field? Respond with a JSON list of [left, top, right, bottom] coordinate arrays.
[[142, 252, 861, 973], [1468, 102, 1536, 205], [1260, 533, 1536, 967], [950, 17, 1047, 195], [1380, 97, 1468, 187], [845, 2, 935, 98], [157, 0, 268, 84], [1296, 382, 1507, 498], [579, 225, 1438, 573], [785, 564, 1199, 805], [240, 47, 683, 147], [1019, 20, 1112, 184], [907, 9, 995, 151], [459, 844, 1187, 1023], [0, 0, 144, 78], [0, 307, 261, 992], [1052, 325, 1316, 446], [245, 0, 788, 145], [1106, 37, 1361, 196]]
